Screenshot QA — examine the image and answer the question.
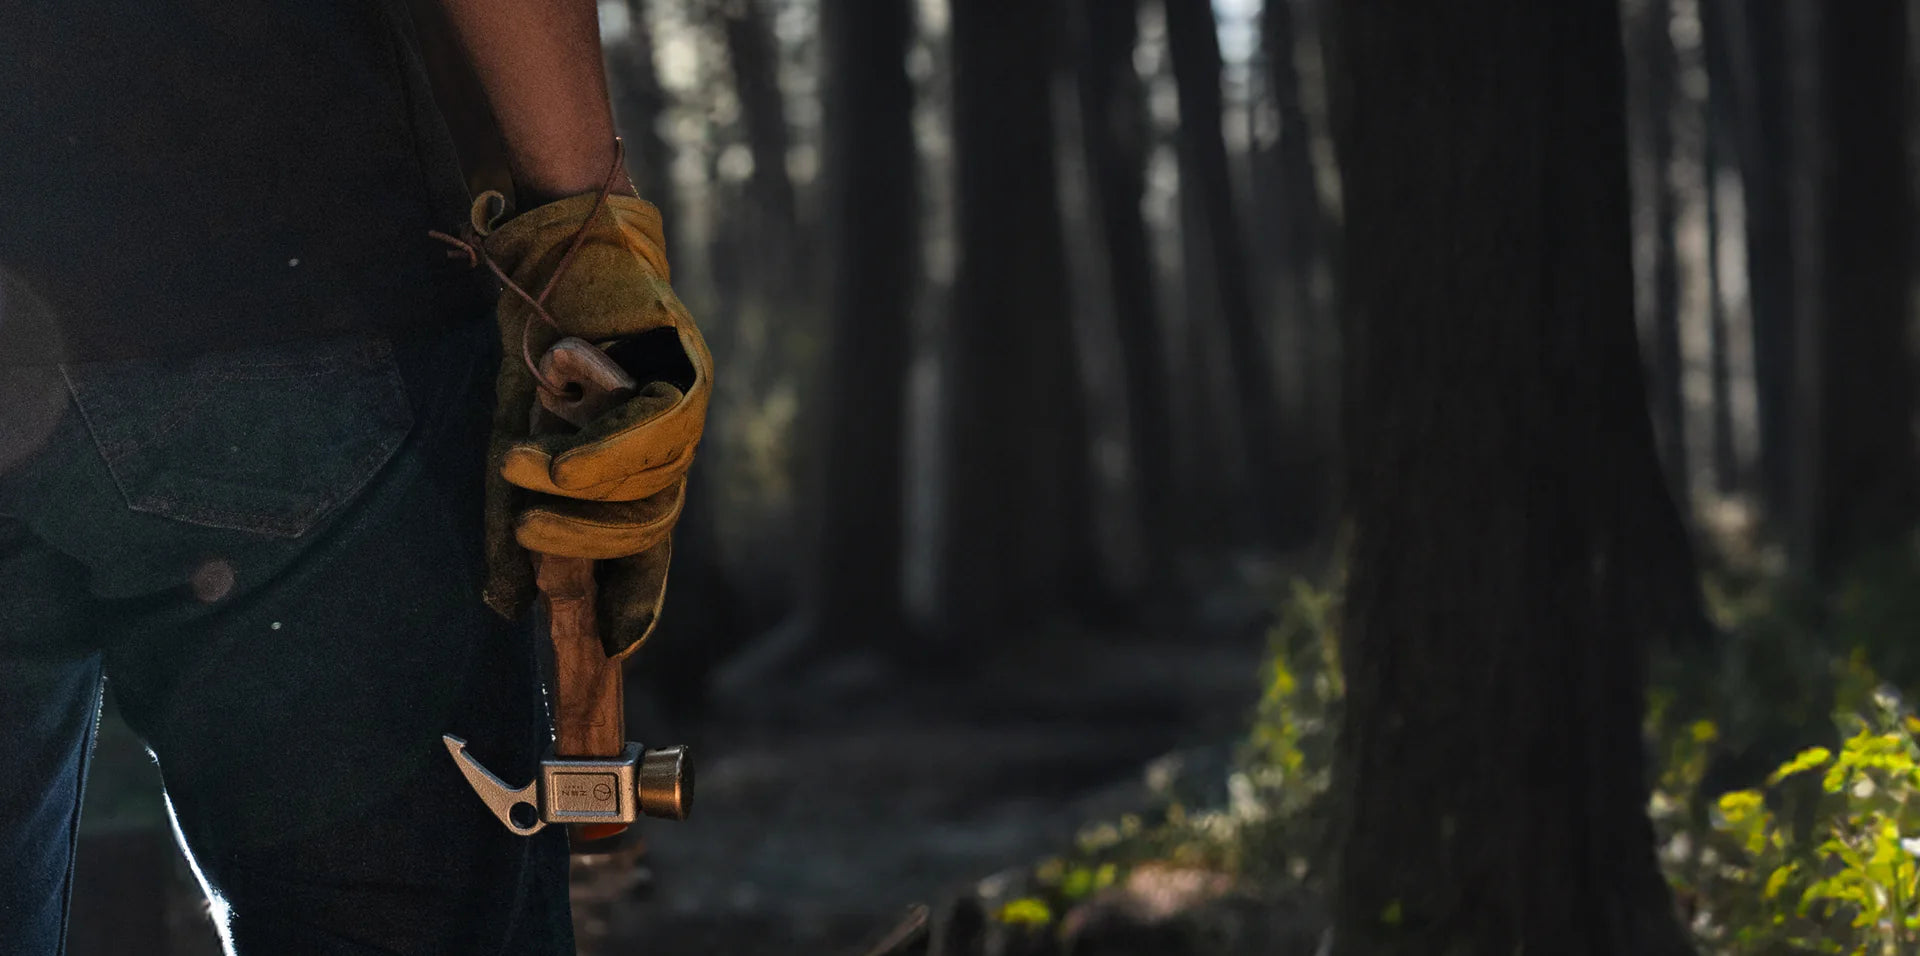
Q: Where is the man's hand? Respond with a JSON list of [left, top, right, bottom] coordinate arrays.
[[428, 0, 709, 657], [460, 179, 713, 659]]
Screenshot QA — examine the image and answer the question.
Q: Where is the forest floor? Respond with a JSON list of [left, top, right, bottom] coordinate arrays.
[[69, 565, 1287, 956], [579, 597, 1276, 955]]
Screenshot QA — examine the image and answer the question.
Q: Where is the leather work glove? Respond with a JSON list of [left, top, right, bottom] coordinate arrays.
[[443, 176, 712, 661]]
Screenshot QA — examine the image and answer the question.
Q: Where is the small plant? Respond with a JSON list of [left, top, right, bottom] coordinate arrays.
[[991, 578, 1346, 932], [1237, 578, 1343, 886], [1661, 652, 1920, 955]]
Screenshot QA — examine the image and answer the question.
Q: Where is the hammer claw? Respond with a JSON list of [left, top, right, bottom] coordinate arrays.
[[442, 734, 546, 836]]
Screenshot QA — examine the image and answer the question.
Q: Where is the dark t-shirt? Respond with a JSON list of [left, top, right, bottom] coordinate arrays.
[[0, 1, 493, 364]]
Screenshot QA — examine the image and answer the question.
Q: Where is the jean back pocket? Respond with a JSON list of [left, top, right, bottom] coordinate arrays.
[[59, 334, 414, 538]]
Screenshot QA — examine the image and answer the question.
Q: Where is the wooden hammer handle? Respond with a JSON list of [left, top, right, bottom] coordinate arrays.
[[531, 338, 638, 760], [538, 555, 626, 757]]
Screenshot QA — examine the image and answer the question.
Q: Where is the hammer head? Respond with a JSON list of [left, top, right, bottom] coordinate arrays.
[[442, 735, 693, 835]]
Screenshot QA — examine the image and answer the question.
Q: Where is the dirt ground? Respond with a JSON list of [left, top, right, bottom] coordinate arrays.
[[70, 589, 1274, 956], [584, 614, 1272, 955]]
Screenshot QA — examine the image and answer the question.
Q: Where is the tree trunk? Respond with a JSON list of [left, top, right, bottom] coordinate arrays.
[[1261, 0, 1335, 534], [715, 0, 802, 287], [1807, 0, 1916, 579], [1628, 0, 1689, 503], [608, 0, 678, 233], [1713, 0, 1797, 534], [1176, 163, 1240, 547], [1071, 0, 1178, 577], [1699, 22, 1739, 497], [1164, 0, 1300, 545], [1261, 0, 1323, 356], [1705, 150, 1739, 498], [940, 0, 1089, 630], [1325, 0, 1699, 951], [810, 0, 917, 644]]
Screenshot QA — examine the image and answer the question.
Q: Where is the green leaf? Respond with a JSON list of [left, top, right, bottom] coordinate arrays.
[[1823, 761, 1851, 794], [997, 898, 1052, 927], [1768, 747, 1834, 786], [1691, 720, 1720, 744], [1717, 789, 1764, 823], [1764, 863, 1796, 900]]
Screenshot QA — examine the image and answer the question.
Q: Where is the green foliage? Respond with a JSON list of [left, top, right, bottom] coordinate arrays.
[[1011, 553, 1920, 953], [1651, 546, 1920, 955], [998, 578, 1346, 930], [997, 897, 1054, 927], [1238, 577, 1344, 885], [1663, 669, 1920, 955]]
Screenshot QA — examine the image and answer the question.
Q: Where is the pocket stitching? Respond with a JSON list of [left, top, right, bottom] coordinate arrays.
[[58, 362, 222, 508], [62, 340, 414, 538], [124, 423, 406, 538]]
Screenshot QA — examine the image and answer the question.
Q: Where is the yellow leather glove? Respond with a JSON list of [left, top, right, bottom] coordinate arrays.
[[453, 185, 712, 660]]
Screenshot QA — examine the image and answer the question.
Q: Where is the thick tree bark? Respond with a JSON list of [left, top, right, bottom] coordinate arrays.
[[1164, 0, 1300, 545], [1807, 1, 1916, 579], [810, 0, 917, 643], [1326, 1, 1699, 952], [940, 0, 1090, 629], [1071, 0, 1179, 575]]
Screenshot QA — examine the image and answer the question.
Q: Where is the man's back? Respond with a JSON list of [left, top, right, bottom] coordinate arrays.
[[0, 0, 487, 363]]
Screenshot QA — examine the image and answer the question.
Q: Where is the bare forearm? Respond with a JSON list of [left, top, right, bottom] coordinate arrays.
[[433, 0, 625, 203]]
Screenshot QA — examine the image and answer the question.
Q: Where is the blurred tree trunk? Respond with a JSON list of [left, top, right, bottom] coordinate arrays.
[[1804, 1, 1916, 580], [1711, 0, 1796, 533], [1261, 0, 1323, 362], [1326, 0, 1699, 951], [809, 0, 917, 643], [715, 0, 801, 287], [1164, 0, 1300, 545], [1071, 0, 1178, 575], [1698, 23, 1740, 497], [940, 0, 1091, 629], [1628, 0, 1688, 502], [1177, 172, 1239, 545], [1260, 0, 1335, 534], [1704, 131, 1738, 497], [607, 0, 678, 229]]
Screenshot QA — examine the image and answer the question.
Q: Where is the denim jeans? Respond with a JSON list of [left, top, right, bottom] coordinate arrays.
[[0, 317, 575, 954]]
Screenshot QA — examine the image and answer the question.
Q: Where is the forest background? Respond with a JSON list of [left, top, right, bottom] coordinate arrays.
[[70, 1, 1920, 954]]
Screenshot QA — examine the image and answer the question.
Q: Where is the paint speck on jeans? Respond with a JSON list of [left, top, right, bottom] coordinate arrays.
[[270, 622, 282, 630], [190, 560, 235, 603]]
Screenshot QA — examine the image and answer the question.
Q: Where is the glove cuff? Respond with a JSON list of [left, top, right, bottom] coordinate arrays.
[[471, 191, 672, 284]]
